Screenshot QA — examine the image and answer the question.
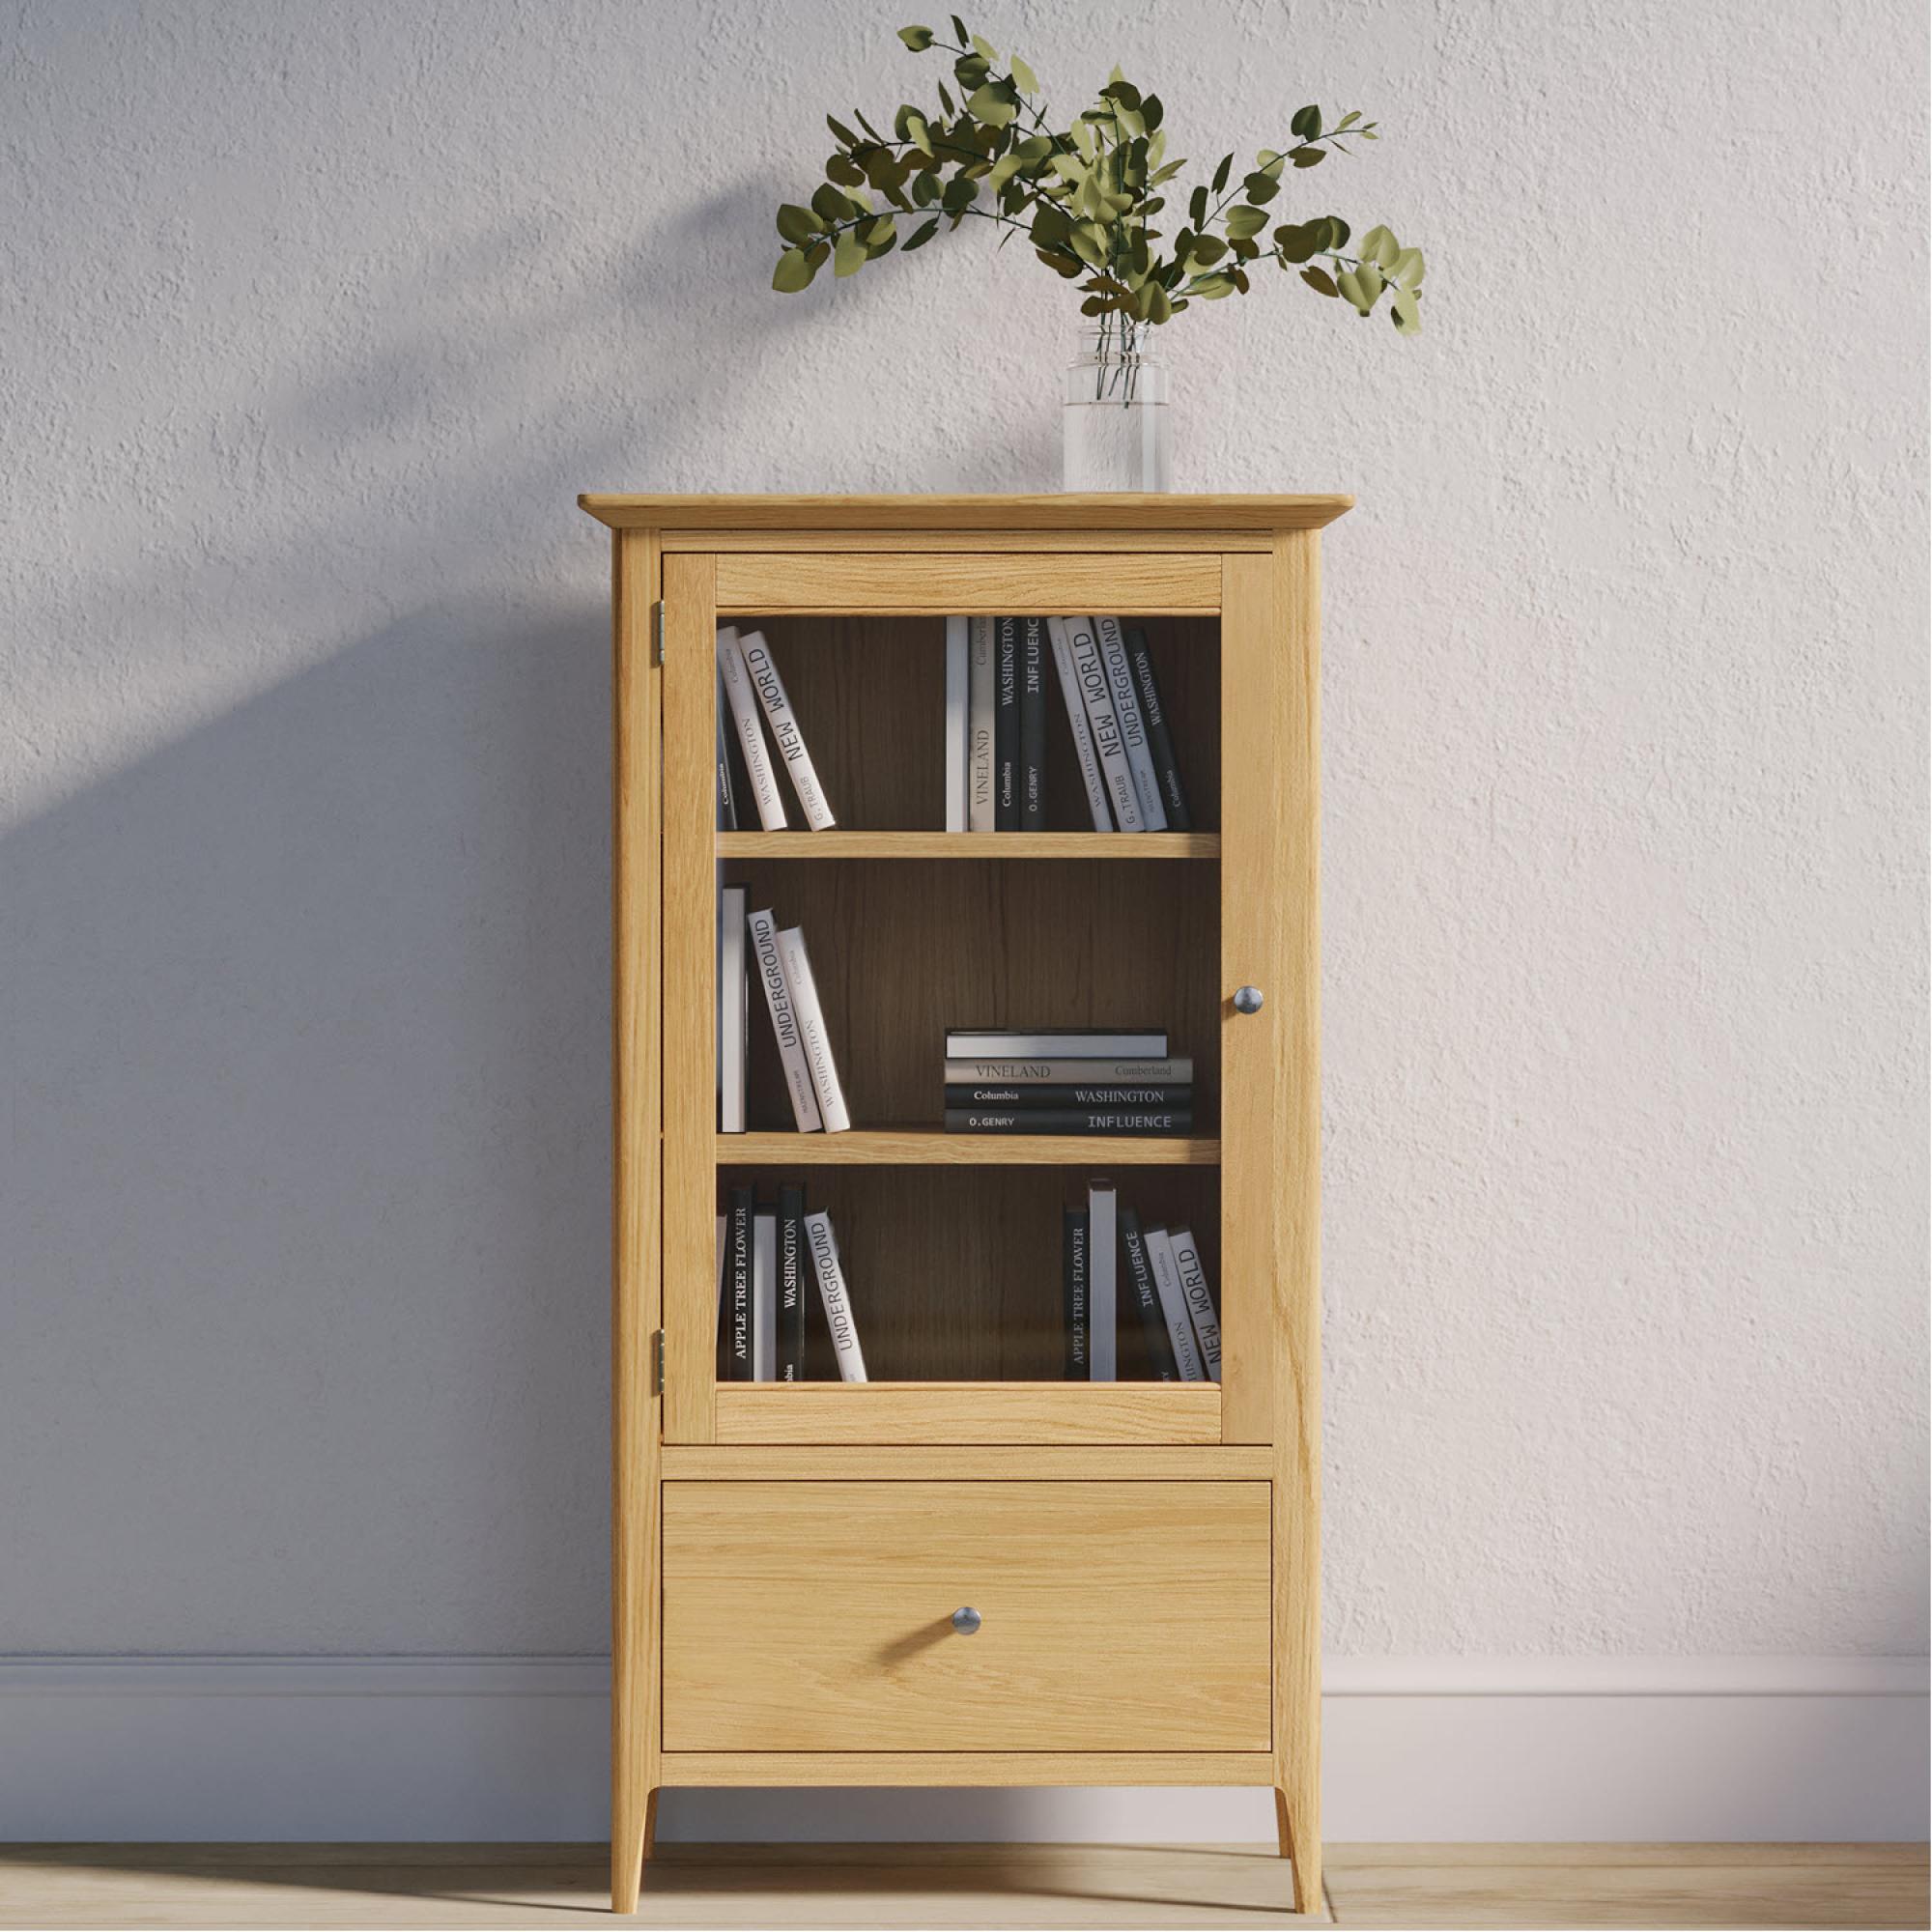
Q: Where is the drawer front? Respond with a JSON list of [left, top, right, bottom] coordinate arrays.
[[661, 1480, 1271, 1752]]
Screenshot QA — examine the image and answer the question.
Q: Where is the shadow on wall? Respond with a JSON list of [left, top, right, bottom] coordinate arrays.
[[0, 610, 614, 1651]]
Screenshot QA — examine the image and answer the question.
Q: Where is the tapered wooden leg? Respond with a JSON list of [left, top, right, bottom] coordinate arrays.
[[611, 1788, 652, 1915], [1277, 1782, 1321, 1915]]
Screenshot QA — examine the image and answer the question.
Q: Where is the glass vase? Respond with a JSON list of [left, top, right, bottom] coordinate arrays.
[[1062, 320, 1172, 492]]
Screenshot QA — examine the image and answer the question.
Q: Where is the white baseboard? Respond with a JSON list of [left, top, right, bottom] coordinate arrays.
[[1, 1656, 1923, 1843]]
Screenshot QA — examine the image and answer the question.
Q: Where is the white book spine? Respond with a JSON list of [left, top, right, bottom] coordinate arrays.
[[776, 927, 851, 1132], [1169, 1225, 1222, 1382], [746, 907, 824, 1131], [1065, 615, 1145, 831], [945, 616, 969, 833], [1046, 615, 1114, 832], [1088, 1180, 1118, 1381], [967, 614, 996, 833], [716, 626, 788, 831], [806, 1210, 867, 1381], [1094, 613, 1168, 830], [738, 628, 836, 830], [718, 885, 747, 1132], [1145, 1228, 1206, 1381], [752, 1210, 777, 1381]]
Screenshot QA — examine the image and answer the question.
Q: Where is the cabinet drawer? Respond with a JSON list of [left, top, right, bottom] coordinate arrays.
[[661, 1480, 1271, 1752]]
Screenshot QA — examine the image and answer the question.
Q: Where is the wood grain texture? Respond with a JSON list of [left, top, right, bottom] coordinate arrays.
[[661, 1444, 1273, 1479], [714, 553, 1220, 614], [711, 1383, 1222, 1444], [717, 1130, 1219, 1166], [717, 832, 1220, 860], [660, 1482, 1271, 1751], [610, 528, 662, 1915], [663, 528, 1273, 553], [659, 1756, 1281, 1789], [663, 553, 721, 1446], [579, 492, 1355, 532]]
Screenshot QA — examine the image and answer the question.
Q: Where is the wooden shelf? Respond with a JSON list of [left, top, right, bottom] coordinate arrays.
[[717, 832, 1219, 861], [717, 1129, 1221, 1167]]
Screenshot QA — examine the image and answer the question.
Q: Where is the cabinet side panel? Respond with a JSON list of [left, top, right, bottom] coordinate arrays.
[[662, 553, 721, 1443], [611, 526, 663, 1906]]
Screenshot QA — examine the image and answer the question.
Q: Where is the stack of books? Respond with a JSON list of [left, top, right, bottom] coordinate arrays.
[[717, 886, 851, 1133], [717, 1183, 867, 1381], [944, 615, 1191, 833], [716, 623, 835, 831], [943, 1028, 1192, 1136], [1063, 1180, 1221, 1383]]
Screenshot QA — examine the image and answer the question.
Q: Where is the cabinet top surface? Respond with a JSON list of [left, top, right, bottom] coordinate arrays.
[[578, 492, 1351, 532]]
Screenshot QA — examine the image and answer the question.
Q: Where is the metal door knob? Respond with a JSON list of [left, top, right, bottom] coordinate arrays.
[[1234, 985, 1264, 1014], [951, 1605, 982, 1634]]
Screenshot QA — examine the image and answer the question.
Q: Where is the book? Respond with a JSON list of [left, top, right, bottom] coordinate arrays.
[[944, 1028, 1167, 1059], [1144, 1227, 1207, 1381], [943, 1055, 1193, 1086], [716, 626, 787, 831], [805, 1209, 867, 1381], [714, 665, 738, 830], [1062, 1207, 1089, 1379], [1018, 616, 1047, 830], [945, 1083, 1193, 1108], [718, 884, 748, 1132], [778, 1184, 807, 1381], [1120, 1208, 1179, 1380], [747, 907, 824, 1132], [1065, 613, 1145, 832], [1168, 1225, 1222, 1381], [995, 614, 1020, 831], [778, 927, 851, 1132], [752, 1208, 777, 1381], [1095, 614, 1168, 830], [1124, 626, 1192, 831], [1046, 615, 1114, 832], [1087, 1180, 1117, 1380], [738, 629, 836, 830], [716, 1212, 727, 1363], [967, 614, 996, 832], [945, 616, 969, 833], [945, 1107, 1193, 1134], [725, 1185, 753, 1380]]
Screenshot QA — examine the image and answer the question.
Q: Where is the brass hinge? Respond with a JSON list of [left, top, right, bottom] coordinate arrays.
[[651, 601, 665, 666], [651, 1329, 665, 1396]]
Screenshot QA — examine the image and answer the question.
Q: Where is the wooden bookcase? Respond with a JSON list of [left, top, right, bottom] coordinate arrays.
[[579, 494, 1346, 1916]]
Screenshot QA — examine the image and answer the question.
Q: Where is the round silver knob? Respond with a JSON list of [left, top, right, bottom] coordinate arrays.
[[951, 1605, 982, 1634], [1234, 985, 1264, 1014]]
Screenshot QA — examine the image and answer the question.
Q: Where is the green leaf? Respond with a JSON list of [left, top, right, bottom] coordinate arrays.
[[1290, 104, 1321, 141], [1069, 224, 1110, 269], [825, 153, 865, 186], [772, 247, 815, 292], [1291, 146, 1325, 168], [1300, 265, 1339, 297], [1143, 94, 1164, 133], [1336, 268, 1366, 310], [1391, 245, 1425, 287], [954, 51, 990, 87], [969, 32, 999, 61], [1323, 215, 1350, 249], [1010, 52, 1038, 93], [1189, 270, 1237, 298], [898, 24, 935, 50], [1188, 233, 1226, 266], [1391, 285, 1421, 334], [1241, 169, 1280, 205], [776, 203, 822, 244], [1144, 282, 1173, 323], [1273, 219, 1321, 263], [1189, 184, 1208, 226], [901, 216, 942, 251], [1361, 224, 1399, 269], [1336, 109, 1361, 129], [1225, 204, 1269, 240], [1211, 153, 1233, 193], [827, 115, 860, 146], [810, 183, 852, 224], [1036, 245, 1085, 278], [937, 80, 955, 113], [941, 173, 979, 213], [834, 231, 867, 277], [967, 81, 1018, 128]]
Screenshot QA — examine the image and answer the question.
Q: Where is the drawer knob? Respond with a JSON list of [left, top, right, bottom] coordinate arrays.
[[951, 1605, 982, 1635], [1234, 984, 1264, 1015]]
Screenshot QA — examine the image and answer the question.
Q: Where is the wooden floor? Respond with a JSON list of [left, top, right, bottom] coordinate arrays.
[[0, 1843, 1922, 1929]]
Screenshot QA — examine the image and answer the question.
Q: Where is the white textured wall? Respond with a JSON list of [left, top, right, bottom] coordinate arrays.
[[1, 0, 1924, 1686]]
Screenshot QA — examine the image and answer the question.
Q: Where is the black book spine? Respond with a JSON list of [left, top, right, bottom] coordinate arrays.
[[946, 1083, 1194, 1108], [944, 1108, 1195, 1134], [778, 1182, 807, 1381], [726, 1185, 753, 1380], [1120, 1208, 1178, 1380], [1062, 1208, 1089, 1379], [1123, 628, 1191, 831], [994, 614, 1020, 831], [1018, 616, 1047, 830]]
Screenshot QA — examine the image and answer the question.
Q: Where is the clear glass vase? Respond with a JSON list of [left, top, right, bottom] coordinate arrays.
[[1062, 321, 1172, 492]]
